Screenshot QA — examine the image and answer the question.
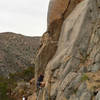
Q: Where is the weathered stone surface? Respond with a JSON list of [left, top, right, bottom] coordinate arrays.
[[34, 0, 100, 100], [80, 92, 91, 100], [47, 0, 82, 28], [76, 82, 88, 97], [69, 95, 79, 100], [47, 0, 68, 26], [79, 66, 87, 73], [68, 73, 82, 90], [87, 63, 100, 72], [60, 72, 77, 91], [35, 0, 83, 81], [95, 54, 100, 63]]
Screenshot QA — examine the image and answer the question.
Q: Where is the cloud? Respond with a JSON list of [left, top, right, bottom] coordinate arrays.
[[0, 0, 50, 36]]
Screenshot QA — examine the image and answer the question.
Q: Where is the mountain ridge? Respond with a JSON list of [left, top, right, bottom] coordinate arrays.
[[0, 32, 40, 77]]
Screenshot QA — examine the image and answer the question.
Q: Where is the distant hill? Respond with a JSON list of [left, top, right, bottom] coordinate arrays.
[[0, 32, 40, 77]]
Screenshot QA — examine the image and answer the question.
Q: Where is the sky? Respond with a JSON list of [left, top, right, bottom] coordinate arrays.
[[0, 0, 50, 36]]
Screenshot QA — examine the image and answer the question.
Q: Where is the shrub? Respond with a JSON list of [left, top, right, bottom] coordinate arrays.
[[81, 74, 89, 82], [9, 66, 34, 82], [0, 66, 35, 100], [23, 67, 35, 81], [0, 77, 12, 100]]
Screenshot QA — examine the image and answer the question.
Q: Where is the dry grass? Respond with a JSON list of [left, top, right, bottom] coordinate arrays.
[[86, 71, 100, 91]]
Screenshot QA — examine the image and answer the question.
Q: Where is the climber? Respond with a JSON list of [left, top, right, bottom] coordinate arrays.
[[36, 73, 45, 89], [36, 73, 45, 100]]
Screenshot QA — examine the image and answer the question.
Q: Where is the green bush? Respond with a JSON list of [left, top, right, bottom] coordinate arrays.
[[23, 67, 35, 81], [9, 66, 34, 82], [0, 67, 34, 100], [0, 81, 8, 96], [81, 74, 89, 82], [0, 77, 12, 100]]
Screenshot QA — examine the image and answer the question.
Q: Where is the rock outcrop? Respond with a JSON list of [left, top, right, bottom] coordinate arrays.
[[35, 0, 82, 81], [0, 32, 40, 77], [33, 0, 100, 100]]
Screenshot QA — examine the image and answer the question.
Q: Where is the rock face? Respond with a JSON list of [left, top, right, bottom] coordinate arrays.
[[0, 32, 40, 77], [47, 0, 82, 28], [35, 0, 81, 82], [34, 0, 100, 100]]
